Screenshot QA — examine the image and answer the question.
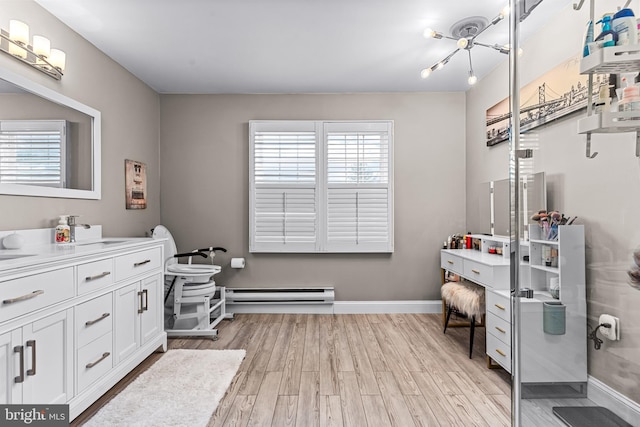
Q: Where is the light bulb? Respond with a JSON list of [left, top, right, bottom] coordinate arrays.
[[33, 35, 51, 58], [49, 49, 66, 72], [468, 73, 478, 85], [457, 38, 469, 49], [420, 68, 432, 79], [436, 61, 445, 70], [501, 5, 511, 17], [423, 28, 435, 39]]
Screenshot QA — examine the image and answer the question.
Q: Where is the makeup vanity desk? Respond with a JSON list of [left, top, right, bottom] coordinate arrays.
[[440, 235, 512, 372]]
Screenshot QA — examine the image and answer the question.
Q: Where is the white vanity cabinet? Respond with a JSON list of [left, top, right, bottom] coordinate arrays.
[[0, 235, 167, 421]]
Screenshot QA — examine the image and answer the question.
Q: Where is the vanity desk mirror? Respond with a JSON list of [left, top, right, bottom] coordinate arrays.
[[0, 66, 101, 199]]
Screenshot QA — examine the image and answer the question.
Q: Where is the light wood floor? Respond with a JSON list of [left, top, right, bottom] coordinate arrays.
[[74, 313, 514, 426]]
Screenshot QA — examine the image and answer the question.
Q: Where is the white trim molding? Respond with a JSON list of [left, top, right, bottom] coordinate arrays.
[[588, 375, 640, 426], [333, 300, 441, 314]]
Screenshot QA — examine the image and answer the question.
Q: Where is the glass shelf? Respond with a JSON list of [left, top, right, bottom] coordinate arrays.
[[531, 264, 559, 274]]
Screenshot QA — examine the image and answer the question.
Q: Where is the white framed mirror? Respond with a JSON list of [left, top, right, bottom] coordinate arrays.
[[0, 66, 101, 199]]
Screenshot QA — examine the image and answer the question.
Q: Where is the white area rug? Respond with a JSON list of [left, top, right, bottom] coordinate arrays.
[[83, 349, 245, 427]]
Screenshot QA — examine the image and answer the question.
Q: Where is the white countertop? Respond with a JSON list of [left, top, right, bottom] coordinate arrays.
[[0, 235, 163, 274], [442, 249, 511, 267]]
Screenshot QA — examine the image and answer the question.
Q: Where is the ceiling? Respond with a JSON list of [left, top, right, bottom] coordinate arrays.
[[35, 0, 573, 94]]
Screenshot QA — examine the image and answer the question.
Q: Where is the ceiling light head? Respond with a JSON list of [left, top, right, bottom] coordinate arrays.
[[423, 28, 443, 39], [436, 61, 446, 70], [468, 71, 478, 85], [420, 68, 432, 79], [457, 38, 469, 49], [501, 5, 511, 18]]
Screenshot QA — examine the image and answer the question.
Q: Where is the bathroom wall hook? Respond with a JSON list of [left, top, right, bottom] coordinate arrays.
[[573, 0, 585, 10], [586, 134, 598, 159]]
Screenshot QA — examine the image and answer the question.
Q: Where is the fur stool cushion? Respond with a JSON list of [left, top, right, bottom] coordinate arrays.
[[441, 281, 485, 317]]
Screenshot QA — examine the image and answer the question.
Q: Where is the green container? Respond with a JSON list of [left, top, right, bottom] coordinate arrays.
[[543, 301, 566, 335]]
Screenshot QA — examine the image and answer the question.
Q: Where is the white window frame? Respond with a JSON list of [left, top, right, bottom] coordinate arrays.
[[250, 120, 394, 253]]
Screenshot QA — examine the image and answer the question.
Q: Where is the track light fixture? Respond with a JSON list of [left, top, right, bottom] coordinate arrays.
[[0, 19, 65, 80], [421, 5, 513, 86]]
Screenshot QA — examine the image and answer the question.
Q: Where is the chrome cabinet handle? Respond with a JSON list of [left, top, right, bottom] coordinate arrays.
[[138, 291, 144, 314], [3, 290, 44, 305], [85, 271, 111, 281], [471, 269, 480, 274], [495, 326, 506, 334], [14, 345, 24, 383], [26, 340, 36, 376], [134, 259, 151, 267], [142, 289, 148, 312], [86, 312, 110, 326], [495, 348, 506, 357], [86, 352, 110, 369], [494, 304, 506, 310]]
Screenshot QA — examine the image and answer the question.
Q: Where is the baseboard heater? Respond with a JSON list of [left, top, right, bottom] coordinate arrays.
[[225, 287, 335, 304]]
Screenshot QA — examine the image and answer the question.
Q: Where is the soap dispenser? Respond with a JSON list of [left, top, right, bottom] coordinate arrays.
[[55, 215, 70, 244], [596, 14, 618, 47]]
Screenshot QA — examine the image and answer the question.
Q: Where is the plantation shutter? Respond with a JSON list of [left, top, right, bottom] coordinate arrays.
[[324, 122, 393, 252], [250, 121, 319, 252], [0, 120, 68, 187]]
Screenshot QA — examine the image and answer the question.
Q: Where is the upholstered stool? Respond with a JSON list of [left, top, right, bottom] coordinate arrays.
[[441, 281, 485, 358]]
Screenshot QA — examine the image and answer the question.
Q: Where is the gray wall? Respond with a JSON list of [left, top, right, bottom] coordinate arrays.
[[160, 93, 466, 301], [467, 4, 640, 404], [0, 1, 160, 236]]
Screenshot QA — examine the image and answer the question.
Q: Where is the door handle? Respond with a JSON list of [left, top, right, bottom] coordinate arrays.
[[26, 340, 36, 376], [138, 291, 144, 314], [14, 345, 24, 383], [142, 289, 149, 312]]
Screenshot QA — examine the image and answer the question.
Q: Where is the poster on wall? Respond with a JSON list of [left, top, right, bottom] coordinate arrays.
[[486, 55, 609, 146], [125, 159, 147, 209]]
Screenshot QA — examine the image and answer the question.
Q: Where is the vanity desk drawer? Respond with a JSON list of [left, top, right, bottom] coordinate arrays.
[[487, 290, 510, 322], [115, 247, 161, 282], [77, 258, 114, 295], [0, 267, 74, 323], [487, 312, 511, 345], [463, 259, 494, 287], [76, 293, 113, 348], [441, 252, 463, 275], [487, 333, 511, 372], [77, 332, 113, 393]]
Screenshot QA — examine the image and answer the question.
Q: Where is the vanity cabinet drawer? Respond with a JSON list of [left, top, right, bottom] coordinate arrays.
[[487, 312, 511, 346], [441, 252, 463, 275], [76, 293, 113, 348], [115, 247, 161, 282], [487, 333, 511, 373], [487, 290, 510, 322], [463, 260, 494, 287], [77, 332, 113, 393], [77, 259, 114, 295], [0, 267, 74, 323]]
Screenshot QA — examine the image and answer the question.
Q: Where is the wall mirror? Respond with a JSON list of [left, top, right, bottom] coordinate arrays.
[[492, 171, 547, 238], [0, 66, 101, 199]]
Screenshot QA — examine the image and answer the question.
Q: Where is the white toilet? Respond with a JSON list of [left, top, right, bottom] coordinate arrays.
[[152, 225, 230, 339]]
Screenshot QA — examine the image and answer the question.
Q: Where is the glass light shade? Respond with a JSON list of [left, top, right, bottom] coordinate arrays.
[[468, 73, 478, 85], [33, 35, 51, 58], [423, 28, 435, 39], [8, 43, 27, 59], [420, 68, 432, 79], [501, 5, 511, 17], [457, 38, 469, 49], [9, 20, 29, 45], [49, 49, 66, 71]]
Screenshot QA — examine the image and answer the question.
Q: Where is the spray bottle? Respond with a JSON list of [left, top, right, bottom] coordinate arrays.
[[596, 14, 618, 47]]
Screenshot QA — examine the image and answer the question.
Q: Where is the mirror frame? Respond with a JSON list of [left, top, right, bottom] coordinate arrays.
[[0, 66, 101, 199]]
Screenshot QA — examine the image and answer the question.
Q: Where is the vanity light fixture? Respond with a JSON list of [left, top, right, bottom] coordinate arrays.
[[0, 19, 65, 80], [421, 5, 513, 86]]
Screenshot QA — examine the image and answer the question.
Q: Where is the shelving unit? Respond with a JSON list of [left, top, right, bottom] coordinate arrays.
[[521, 224, 587, 386], [577, 16, 640, 157]]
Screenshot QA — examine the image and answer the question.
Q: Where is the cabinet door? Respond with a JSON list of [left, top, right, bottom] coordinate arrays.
[[140, 274, 162, 346], [0, 329, 22, 404], [22, 309, 74, 404], [114, 282, 140, 363]]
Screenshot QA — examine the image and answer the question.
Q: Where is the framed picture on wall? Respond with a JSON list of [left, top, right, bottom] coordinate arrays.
[[486, 55, 610, 146], [125, 159, 147, 209]]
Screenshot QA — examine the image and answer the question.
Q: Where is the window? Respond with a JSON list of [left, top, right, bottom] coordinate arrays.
[[250, 120, 393, 253], [0, 120, 69, 187]]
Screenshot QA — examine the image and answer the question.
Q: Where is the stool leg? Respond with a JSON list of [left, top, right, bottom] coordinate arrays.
[[444, 304, 454, 334], [469, 315, 475, 359]]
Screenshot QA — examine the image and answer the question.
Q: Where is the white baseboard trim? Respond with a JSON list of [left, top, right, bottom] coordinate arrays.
[[588, 375, 640, 426], [333, 300, 442, 314], [226, 300, 442, 315]]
